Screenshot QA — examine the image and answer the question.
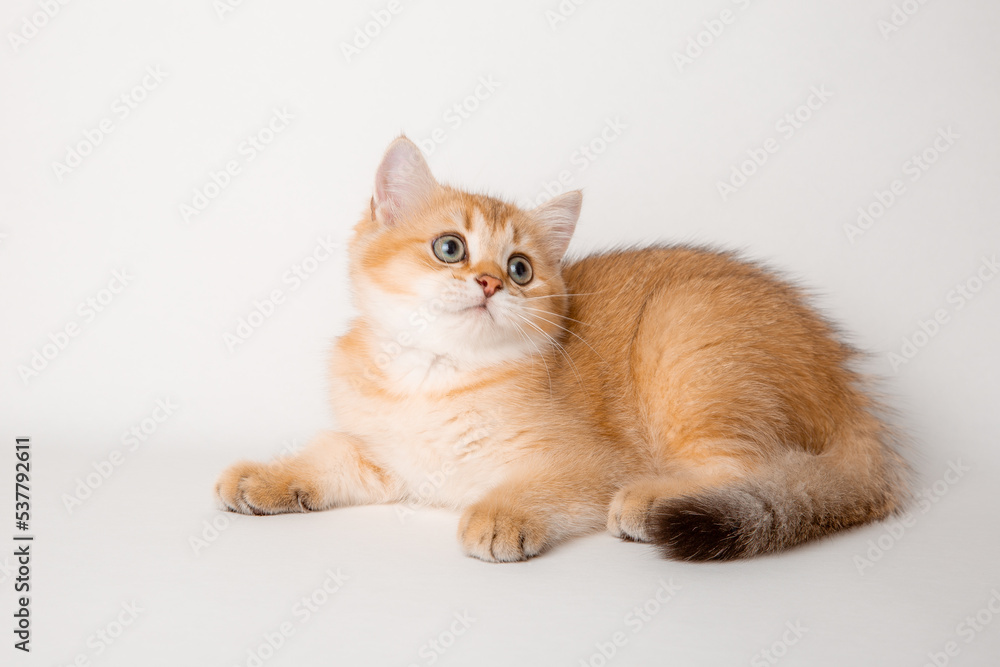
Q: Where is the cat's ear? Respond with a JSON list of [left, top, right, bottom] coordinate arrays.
[[372, 136, 438, 226], [530, 190, 582, 260]]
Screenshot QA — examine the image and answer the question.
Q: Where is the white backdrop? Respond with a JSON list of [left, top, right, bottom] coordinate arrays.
[[1, 1, 998, 665]]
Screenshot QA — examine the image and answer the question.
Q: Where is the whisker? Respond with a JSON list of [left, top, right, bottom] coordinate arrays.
[[520, 307, 608, 363], [520, 305, 595, 329], [509, 318, 554, 399], [512, 312, 587, 394], [522, 290, 606, 301]]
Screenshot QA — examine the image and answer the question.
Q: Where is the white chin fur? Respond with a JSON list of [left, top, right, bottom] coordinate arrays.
[[355, 278, 548, 389]]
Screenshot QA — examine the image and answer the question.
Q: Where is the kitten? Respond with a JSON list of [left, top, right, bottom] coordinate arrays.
[[216, 136, 910, 562]]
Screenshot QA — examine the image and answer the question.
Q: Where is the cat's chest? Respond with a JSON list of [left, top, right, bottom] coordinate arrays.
[[331, 378, 516, 505]]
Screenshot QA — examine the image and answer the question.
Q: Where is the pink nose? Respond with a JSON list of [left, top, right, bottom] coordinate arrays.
[[476, 274, 502, 298]]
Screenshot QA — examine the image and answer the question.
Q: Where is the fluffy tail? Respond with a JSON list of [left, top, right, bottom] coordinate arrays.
[[650, 435, 911, 561]]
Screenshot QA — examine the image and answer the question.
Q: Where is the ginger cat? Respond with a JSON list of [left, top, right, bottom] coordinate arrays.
[[216, 136, 909, 562]]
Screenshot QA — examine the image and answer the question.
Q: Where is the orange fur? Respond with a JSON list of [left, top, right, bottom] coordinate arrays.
[[216, 137, 910, 562]]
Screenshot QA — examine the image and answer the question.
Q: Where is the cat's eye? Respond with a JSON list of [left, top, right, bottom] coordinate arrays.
[[432, 234, 467, 263], [508, 255, 533, 285]]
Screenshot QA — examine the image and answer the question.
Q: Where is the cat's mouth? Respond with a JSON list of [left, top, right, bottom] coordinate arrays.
[[463, 301, 493, 318]]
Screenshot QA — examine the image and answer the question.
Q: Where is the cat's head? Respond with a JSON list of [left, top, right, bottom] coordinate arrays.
[[348, 136, 581, 373]]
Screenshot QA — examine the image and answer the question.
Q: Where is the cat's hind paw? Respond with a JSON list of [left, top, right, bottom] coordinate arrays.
[[607, 482, 661, 542]]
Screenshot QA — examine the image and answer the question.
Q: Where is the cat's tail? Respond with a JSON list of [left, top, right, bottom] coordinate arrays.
[[649, 427, 912, 561]]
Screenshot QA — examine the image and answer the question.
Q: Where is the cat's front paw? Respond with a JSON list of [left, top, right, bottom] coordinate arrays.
[[215, 461, 323, 515], [458, 502, 550, 563]]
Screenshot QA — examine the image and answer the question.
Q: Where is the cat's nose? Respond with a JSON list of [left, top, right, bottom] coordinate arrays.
[[476, 274, 502, 298]]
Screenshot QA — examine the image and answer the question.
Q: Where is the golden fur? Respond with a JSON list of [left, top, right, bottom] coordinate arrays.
[[216, 137, 909, 561]]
